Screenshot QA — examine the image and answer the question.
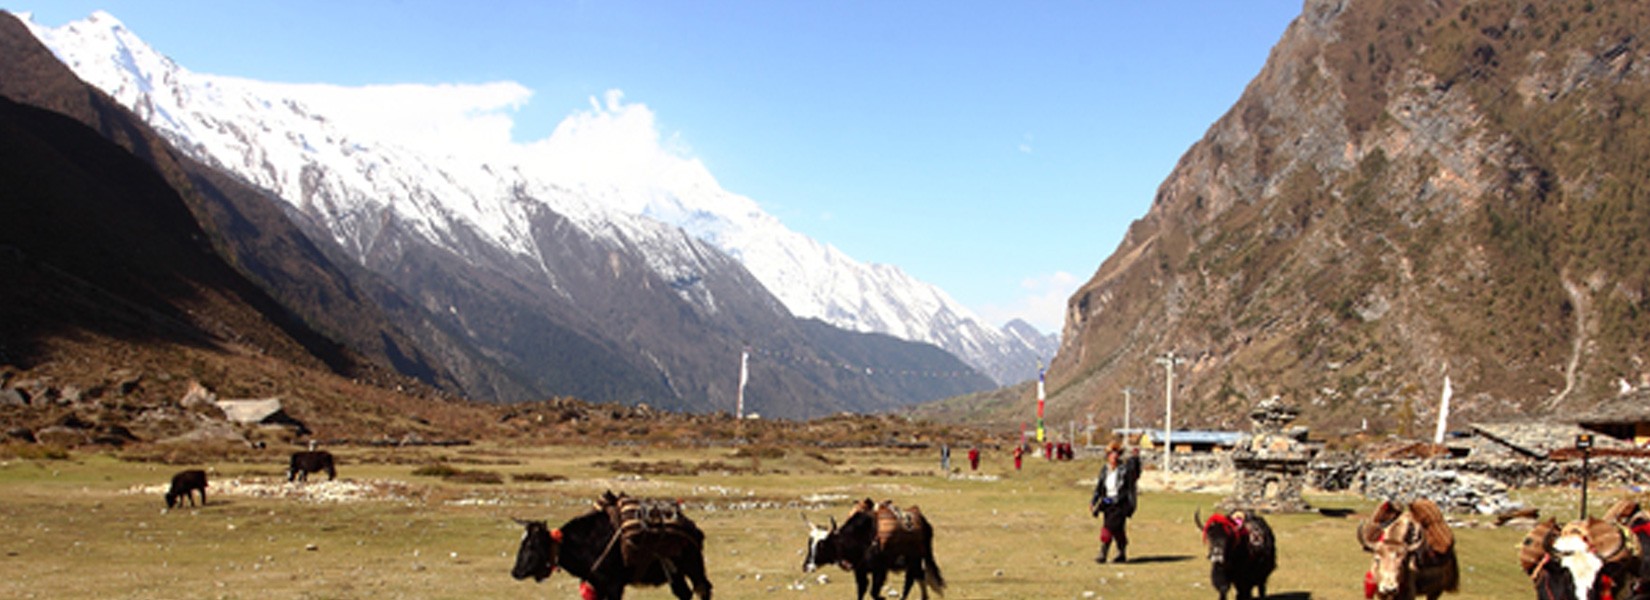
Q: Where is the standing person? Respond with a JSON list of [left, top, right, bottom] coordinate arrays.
[[940, 443, 951, 473], [968, 446, 980, 471], [1088, 441, 1140, 563], [1012, 444, 1024, 470]]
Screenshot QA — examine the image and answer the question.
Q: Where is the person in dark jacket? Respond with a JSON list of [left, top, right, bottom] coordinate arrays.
[[1088, 441, 1141, 563]]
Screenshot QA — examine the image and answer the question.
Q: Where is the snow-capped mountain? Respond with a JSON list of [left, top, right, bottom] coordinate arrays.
[[24, 10, 1049, 385]]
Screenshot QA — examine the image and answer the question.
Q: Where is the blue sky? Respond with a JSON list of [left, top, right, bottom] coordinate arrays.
[[18, 1, 1301, 334]]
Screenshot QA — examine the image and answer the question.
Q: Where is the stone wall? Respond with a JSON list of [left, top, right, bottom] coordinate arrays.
[[1308, 454, 1650, 513]]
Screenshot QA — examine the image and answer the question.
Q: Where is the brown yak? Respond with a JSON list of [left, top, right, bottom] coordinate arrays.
[[1357, 498, 1459, 600]]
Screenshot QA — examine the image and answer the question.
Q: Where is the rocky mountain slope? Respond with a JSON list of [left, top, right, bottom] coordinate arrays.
[[0, 12, 488, 446], [22, 11, 1051, 386], [0, 11, 992, 419], [929, 0, 1650, 434]]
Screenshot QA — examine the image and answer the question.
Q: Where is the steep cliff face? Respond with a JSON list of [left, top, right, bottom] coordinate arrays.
[[1047, 0, 1650, 434]]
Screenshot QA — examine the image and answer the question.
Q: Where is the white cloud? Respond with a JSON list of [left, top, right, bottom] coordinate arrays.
[[269, 80, 533, 161], [1018, 132, 1034, 154], [275, 83, 741, 216], [978, 271, 1079, 334]]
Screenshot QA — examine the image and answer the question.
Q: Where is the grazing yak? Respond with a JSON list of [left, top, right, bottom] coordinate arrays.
[[803, 498, 945, 600], [1521, 499, 1650, 600], [164, 469, 208, 509], [1358, 499, 1459, 600], [512, 491, 712, 600], [287, 450, 336, 482], [1196, 509, 1276, 600]]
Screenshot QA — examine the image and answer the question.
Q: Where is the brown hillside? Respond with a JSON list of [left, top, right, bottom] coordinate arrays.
[[924, 0, 1650, 436]]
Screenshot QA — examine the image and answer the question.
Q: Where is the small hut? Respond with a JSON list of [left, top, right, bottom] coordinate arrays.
[[1133, 429, 1244, 453], [1574, 389, 1650, 446]]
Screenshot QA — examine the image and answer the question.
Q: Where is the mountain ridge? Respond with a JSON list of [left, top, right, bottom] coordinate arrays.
[[23, 10, 1054, 386], [7, 10, 996, 417]]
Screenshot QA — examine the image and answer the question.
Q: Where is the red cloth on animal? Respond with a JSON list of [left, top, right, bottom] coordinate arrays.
[[1364, 569, 1377, 599], [580, 581, 597, 600]]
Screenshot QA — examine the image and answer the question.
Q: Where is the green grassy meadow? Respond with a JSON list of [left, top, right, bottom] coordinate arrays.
[[0, 444, 1618, 599]]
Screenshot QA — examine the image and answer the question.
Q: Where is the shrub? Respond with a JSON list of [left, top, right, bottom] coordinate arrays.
[[446, 470, 504, 485], [730, 446, 785, 460], [411, 463, 460, 478], [0, 442, 70, 461]]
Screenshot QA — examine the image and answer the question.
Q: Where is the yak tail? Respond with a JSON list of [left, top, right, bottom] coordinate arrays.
[[923, 551, 946, 595]]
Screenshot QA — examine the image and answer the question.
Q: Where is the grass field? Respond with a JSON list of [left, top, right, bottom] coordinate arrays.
[[0, 443, 1623, 599]]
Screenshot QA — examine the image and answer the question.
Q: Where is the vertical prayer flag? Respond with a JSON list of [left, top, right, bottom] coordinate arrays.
[[1035, 363, 1046, 443], [736, 348, 749, 419]]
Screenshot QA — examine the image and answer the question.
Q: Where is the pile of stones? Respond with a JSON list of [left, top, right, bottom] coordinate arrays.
[[1361, 464, 1523, 515]]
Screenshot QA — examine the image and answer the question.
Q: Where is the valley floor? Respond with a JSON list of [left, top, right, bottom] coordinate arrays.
[[0, 443, 1607, 599]]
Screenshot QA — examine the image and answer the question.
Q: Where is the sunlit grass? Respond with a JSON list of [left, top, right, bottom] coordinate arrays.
[[0, 445, 1634, 599]]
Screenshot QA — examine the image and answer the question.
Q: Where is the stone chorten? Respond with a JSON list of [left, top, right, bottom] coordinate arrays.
[[1221, 396, 1316, 513]]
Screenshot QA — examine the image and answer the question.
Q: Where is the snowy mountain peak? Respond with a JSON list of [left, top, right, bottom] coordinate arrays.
[[28, 10, 1052, 384]]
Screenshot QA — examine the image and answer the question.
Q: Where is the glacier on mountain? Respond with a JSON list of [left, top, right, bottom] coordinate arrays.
[[24, 10, 1054, 384]]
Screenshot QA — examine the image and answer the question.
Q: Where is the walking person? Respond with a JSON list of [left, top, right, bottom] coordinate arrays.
[[1012, 444, 1024, 470], [967, 446, 980, 471], [940, 443, 951, 472], [1088, 441, 1140, 563]]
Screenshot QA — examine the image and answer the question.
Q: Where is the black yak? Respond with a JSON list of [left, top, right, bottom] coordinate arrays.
[[1196, 509, 1275, 600], [287, 450, 335, 482], [1521, 500, 1650, 600], [804, 498, 945, 600], [164, 469, 208, 509], [512, 491, 711, 600]]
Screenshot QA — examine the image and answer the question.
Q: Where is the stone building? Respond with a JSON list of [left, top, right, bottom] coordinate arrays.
[[1574, 389, 1650, 447], [1221, 397, 1317, 513]]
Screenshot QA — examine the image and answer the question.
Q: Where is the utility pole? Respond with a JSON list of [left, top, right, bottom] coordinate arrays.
[[1155, 351, 1184, 473], [1121, 387, 1137, 435]]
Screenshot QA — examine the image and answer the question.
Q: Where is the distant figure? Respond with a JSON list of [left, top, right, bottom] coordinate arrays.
[[967, 446, 980, 471], [1089, 441, 1140, 563], [939, 444, 951, 472], [1013, 445, 1024, 471], [165, 469, 208, 509]]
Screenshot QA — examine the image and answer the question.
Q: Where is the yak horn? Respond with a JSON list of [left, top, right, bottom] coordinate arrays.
[[1194, 509, 1204, 533], [1356, 519, 1380, 552]]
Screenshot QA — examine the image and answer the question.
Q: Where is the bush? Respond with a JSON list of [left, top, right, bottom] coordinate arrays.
[[411, 463, 460, 478], [446, 470, 504, 485], [730, 446, 786, 460], [511, 472, 567, 483], [0, 442, 70, 461]]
